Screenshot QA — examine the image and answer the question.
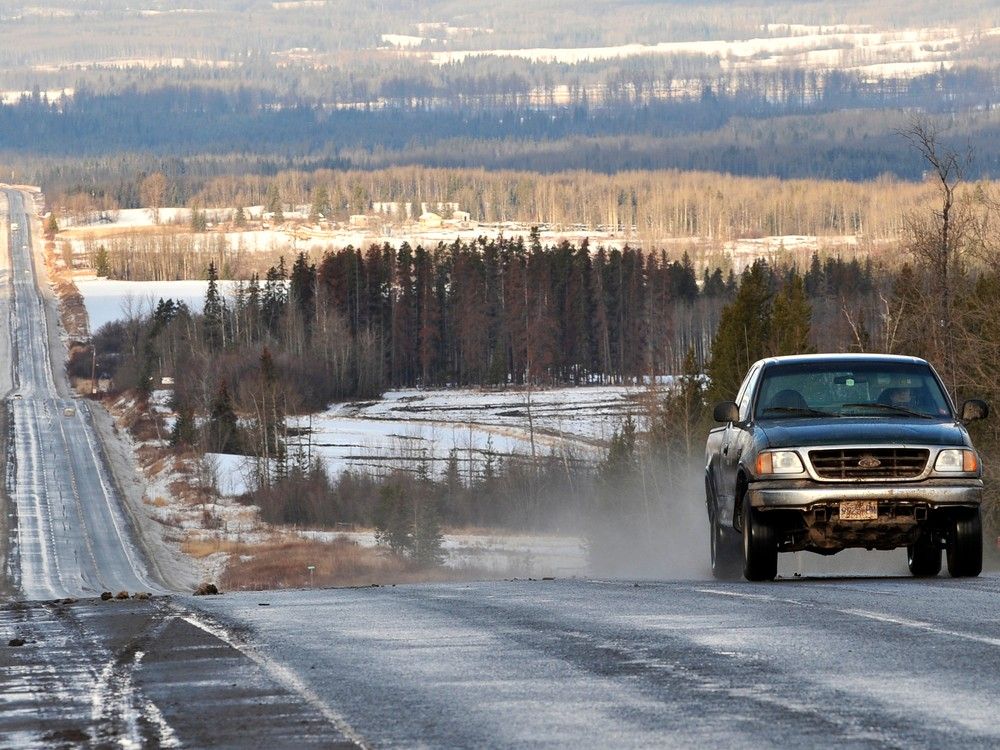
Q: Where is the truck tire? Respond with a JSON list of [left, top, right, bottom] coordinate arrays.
[[906, 533, 941, 577], [742, 499, 777, 581], [710, 513, 741, 580], [946, 508, 982, 578]]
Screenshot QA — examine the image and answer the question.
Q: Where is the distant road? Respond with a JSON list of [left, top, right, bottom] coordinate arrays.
[[1, 188, 158, 599]]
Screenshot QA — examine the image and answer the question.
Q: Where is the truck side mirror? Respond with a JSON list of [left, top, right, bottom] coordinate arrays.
[[961, 399, 989, 422], [713, 401, 740, 423]]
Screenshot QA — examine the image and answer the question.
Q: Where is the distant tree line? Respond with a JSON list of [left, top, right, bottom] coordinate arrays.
[[6, 80, 1000, 185]]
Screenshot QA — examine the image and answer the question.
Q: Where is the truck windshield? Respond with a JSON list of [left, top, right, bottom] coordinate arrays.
[[755, 361, 952, 419]]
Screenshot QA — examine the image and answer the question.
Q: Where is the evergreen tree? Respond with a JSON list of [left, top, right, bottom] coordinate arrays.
[[703, 267, 726, 297], [170, 398, 198, 448], [309, 185, 331, 222], [93, 245, 111, 277], [804, 252, 824, 295], [262, 258, 288, 333], [769, 273, 814, 356], [189, 203, 207, 232], [707, 259, 774, 401], [374, 483, 411, 554], [412, 492, 444, 567], [651, 347, 707, 473], [443, 448, 464, 520], [289, 252, 316, 327], [234, 206, 247, 228], [203, 261, 224, 349], [600, 414, 638, 484], [207, 380, 241, 454], [44, 212, 59, 238], [266, 184, 284, 222]]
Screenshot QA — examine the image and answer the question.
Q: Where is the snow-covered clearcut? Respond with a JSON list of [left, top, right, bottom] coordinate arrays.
[[705, 354, 988, 581]]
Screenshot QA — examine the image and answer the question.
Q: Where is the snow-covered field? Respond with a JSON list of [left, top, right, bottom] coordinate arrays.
[[421, 26, 992, 75], [136, 391, 594, 579], [208, 386, 646, 493], [76, 278, 238, 331], [60, 205, 636, 255]]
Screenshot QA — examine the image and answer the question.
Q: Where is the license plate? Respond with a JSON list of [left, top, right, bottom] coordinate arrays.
[[840, 500, 878, 521]]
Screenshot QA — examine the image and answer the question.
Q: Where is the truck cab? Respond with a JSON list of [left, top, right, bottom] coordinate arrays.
[[705, 354, 988, 581]]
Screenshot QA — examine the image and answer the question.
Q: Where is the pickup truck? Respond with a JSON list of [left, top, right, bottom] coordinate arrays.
[[705, 353, 988, 581]]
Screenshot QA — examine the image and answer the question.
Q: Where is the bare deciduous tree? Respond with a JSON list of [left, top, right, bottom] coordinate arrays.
[[140, 172, 169, 225], [899, 117, 973, 392]]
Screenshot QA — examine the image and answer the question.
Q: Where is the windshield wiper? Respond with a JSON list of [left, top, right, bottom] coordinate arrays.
[[759, 406, 834, 418], [840, 402, 934, 419]]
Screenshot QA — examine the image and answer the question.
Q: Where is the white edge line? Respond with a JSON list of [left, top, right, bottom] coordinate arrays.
[[177, 611, 371, 749], [840, 609, 1000, 648]]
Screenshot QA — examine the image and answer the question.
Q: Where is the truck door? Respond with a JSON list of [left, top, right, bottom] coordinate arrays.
[[719, 363, 762, 525]]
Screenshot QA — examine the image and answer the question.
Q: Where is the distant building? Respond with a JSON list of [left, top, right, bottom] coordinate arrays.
[[419, 212, 443, 228], [452, 210, 471, 222]]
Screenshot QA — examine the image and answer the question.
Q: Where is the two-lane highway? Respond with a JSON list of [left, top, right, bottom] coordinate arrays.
[[195, 574, 1000, 748], [2, 188, 158, 599]]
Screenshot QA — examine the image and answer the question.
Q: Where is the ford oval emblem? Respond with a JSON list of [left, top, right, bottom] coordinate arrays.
[[858, 456, 882, 469]]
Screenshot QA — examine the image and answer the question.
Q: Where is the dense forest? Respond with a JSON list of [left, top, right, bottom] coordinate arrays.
[[3, 3, 1000, 186], [78, 238, 883, 404], [5, 76, 1000, 187]]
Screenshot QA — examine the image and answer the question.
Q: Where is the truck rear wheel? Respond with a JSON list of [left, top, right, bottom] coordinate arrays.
[[742, 500, 777, 581], [906, 533, 941, 577], [946, 509, 982, 578], [710, 513, 741, 580]]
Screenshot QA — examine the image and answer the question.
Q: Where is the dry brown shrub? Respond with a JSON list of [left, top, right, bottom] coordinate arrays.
[[182, 538, 239, 558], [130, 415, 163, 442], [157, 512, 187, 529], [167, 479, 214, 506], [145, 457, 168, 477], [218, 537, 481, 590]]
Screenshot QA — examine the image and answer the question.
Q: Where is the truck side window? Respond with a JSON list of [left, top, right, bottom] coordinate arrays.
[[733, 364, 757, 406], [738, 364, 762, 422]]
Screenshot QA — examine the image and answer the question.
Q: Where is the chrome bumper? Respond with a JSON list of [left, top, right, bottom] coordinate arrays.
[[748, 478, 982, 510]]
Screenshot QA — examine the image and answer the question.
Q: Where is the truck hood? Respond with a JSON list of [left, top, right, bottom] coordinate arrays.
[[759, 418, 969, 449]]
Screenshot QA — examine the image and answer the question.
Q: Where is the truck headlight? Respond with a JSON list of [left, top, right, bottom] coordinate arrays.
[[934, 449, 978, 473], [756, 451, 804, 476]]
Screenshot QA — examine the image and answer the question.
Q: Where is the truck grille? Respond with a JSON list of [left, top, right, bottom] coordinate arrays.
[[808, 448, 929, 480]]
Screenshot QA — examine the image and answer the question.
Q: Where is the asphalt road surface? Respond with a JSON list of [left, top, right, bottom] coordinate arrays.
[[191, 575, 1000, 749]]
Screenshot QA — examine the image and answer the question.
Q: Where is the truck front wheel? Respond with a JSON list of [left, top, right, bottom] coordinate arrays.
[[742, 500, 777, 581], [710, 512, 741, 580], [906, 532, 941, 577], [946, 508, 982, 578]]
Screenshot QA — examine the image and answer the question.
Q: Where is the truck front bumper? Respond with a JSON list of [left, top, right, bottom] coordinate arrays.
[[747, 478, 982, 510]]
